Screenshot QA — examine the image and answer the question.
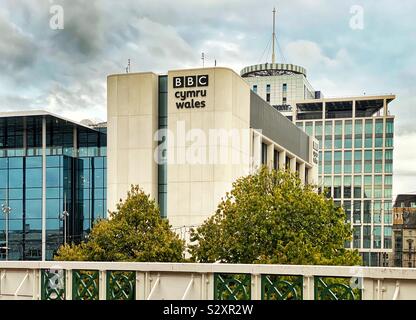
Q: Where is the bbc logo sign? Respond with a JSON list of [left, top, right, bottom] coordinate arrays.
[[173, 75, 209, 88]]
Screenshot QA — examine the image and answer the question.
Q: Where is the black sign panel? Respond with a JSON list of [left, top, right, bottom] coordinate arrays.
[[173, 75, 209, 88]]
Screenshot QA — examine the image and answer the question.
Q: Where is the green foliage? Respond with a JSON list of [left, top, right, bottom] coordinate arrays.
[[189, 167, 361, 266], [55, 185, 185, 262]]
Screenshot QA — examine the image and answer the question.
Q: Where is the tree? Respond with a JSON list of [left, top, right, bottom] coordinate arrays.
[[55, 185, 185, 262], [189, 167, 361, 266]]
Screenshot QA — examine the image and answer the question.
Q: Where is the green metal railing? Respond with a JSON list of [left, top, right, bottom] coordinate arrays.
[[314, 277, 362, 300], [72, 270, 100, 300], [106, 271, 136, 300], [214, 274, 251, 300], [41, 269, 66, 300], [261, 275, 303, 300], [39, 269, 361, 301]]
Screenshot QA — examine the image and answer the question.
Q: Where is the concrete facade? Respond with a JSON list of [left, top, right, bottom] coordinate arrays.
[[107, 73, 159, 211], [107, 67, 317, 230]]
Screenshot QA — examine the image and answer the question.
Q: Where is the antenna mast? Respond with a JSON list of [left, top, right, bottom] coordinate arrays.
[[272, 7, 276, 64]]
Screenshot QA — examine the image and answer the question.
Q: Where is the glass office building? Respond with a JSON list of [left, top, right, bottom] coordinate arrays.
[[0, 111, 106, 261], [241, 61, 396, 267], [294, 97, 395, 266]]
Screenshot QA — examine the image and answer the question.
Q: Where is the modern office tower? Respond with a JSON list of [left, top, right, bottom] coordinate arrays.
[[391, 194, 416, 268], [107, 67, 318, 231], [241, 9, 396, 267], [244, 63, 396, 267], [0, 111, 107, 261], [292, 96, 395, 266]]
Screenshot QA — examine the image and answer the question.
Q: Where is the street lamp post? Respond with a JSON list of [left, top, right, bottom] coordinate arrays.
[[2, 190, 12, 261]]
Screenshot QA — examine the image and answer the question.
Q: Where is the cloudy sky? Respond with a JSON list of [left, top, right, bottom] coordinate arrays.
[[0, 0, 415, 197]]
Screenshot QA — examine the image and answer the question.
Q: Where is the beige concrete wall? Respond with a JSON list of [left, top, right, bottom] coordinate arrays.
[[107, 72, 159, 213], [167, 67, 251, 228]]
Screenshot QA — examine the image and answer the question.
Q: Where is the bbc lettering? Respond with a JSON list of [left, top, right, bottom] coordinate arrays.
[[173, 75, 209, 88]]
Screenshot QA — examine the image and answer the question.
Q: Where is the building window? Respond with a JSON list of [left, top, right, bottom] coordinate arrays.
[[324, 121, 333, 149], [354, 150, 362, 173], [261, 143, 267, 165], [252, 85, 257, 93], [364, 175, 372, 198], [266, 84, 271, 103], [273, 150, 279, 170], [354, 175, 362, 198], [333, 176, 342, 199], [353, 226, 361, 248], [373, 226, 382, 249], [282, 83, 287, 92], [282, 97, 287, 105], [373, 201, 382, 223], [344, 176, 352, 199], [384, 227, 392, 249], [305, 122, 313, 136], [364, 150, 372, 173], [363, 226, 371, 249]]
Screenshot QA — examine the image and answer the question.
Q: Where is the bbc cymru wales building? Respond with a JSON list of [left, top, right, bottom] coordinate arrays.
[[107, 67, 318, 232]]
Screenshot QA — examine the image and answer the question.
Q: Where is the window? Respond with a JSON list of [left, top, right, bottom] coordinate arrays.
[[353, 226, 361, 248], [363, 200, 371, 223], [374, 175, 382, 198], [373, 226, 381, 249], [324, 121, 333, 149], [282, 83, 287, 92], [334, 176, 341, 199], [274, 150, 279, 170], [334, 151, 342, 174], [363, 226, 371, 249], [344, 151, 352, 174], [364, 150, 372, 173], [353, 201, 361, 223], [282, 97, 287, 105], [252, 85, 257, 93], [9, 169, 23, 188], [355, 120, 363, 148], [261, 143, 267, 165], [26, 168, 42, 188], [266, 84, 271, 102], [315, 122, 322, 145], [354, 151, 362, 173], [344, 176, 352, 199], [384, 201, 392, 224], [305, 122, 313, 136], [373, 201, 382, 223], [375, 150, 383, 173], [354, 175, 362, 198], [344, 121, 352, 149], [324, 151, 332, 174], [364, 120, 373, 148], [364, 175, 372, 198], [334, 121, 342, 149], [344, 201, 352, 223], [384, 227, 392, 249]]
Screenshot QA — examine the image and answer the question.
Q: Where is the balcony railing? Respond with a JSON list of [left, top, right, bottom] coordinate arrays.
[[0, 261, 415, 300]]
